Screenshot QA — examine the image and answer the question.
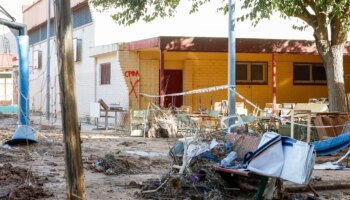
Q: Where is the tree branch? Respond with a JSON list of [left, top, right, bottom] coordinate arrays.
[[303, 0, 317, 14], [330, 2, 350, 45], [294, 13, 316, 28], [294, 1, 317, 28], [330, 17, 347, 45]]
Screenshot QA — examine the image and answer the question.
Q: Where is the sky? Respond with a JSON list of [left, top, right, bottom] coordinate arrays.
[[93, 0, 315, 44], [1, 0, 316, 46]]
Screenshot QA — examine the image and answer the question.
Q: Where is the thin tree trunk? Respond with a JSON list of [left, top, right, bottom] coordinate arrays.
[[323, 44, 348, 112], [54, 0, 86, 199]]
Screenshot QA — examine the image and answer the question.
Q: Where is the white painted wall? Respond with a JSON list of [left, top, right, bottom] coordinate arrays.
[[28, 20, 129, 119], [95, 53, 129, 110], [28, 23, 95, 117]]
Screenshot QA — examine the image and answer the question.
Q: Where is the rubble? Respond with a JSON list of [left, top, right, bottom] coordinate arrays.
[[89, 153, 141, 175], [0, 163, 52, 199]]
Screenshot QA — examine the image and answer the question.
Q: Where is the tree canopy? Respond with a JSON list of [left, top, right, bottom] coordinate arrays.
[[90, 0, 219, 25]]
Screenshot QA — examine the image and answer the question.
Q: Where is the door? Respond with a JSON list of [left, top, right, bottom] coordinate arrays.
[[163, 70, 183, 107]]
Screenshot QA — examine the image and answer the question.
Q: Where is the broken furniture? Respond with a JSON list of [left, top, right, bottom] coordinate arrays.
[[200, 109, 220, 131], [293, 103, 328, 113], [215, 167, 268, 200], [213, 101, 246, 116], [179, 105, 192, 114], [236, 102, 248, 115], [214, 100, 227, 115], [309, 97, 328, 104], [280, 103, 295, 117], [290, 110, 312, 142], [280, 103, 329, 142], [130, 109, 149, 137], [314, 112, 350, 139], [176, 113, 197, 135], [98, 99, 124, 130]]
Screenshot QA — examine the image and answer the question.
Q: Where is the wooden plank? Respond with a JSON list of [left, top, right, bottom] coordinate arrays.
[[215, 166, 250, 177], [314, 116, 329, 139], [307, 112, 311, 142]]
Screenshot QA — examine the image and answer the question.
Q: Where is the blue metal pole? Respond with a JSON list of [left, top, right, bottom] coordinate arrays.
[[11, 35, 36, 142], [0, 16, 36, 143], [17, 36, 30, 126], [228, 0, 236, 131]]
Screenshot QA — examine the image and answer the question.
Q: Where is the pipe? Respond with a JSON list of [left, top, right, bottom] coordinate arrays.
[[137, 51, 140, 109], [159, 50, 165, 107], [272, 52, 277, 114], [46, 0, 51, 121], [228, 0, 236, 129], [94, 57, 97, 102], [0, 18, 27, 35]]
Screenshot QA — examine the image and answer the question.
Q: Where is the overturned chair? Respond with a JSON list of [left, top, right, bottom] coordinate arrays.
[[130, 109, 150, 137]]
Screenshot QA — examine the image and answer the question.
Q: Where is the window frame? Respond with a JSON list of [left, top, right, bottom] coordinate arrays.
[[293, 63, 327, 85], [73, 38, 82, 62], [100, 62, 111, 85], [236, 62, 268, 85]]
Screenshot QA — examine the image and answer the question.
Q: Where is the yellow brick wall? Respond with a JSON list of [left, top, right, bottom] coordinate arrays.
[[139, 59, 159, 108], [128, 50, 350, 113], [118, 43, 140, 109]]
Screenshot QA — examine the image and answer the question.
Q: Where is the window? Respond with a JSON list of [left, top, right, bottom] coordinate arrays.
[[100, 63, 111, 85], [73, 38, 82, 62], [29, 29, 40, 45], [73, 6, 93, 28], [28, 5, 92, 45], [236, 62, 267, 84], [33, 50, 42, 69], [293, 63, 326, 84]]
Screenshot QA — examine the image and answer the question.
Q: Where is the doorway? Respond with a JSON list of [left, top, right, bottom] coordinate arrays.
[[163, 70, 183, 107]]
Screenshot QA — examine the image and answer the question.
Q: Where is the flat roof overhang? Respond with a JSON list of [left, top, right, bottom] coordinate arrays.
[[128, 36, 350, 55]]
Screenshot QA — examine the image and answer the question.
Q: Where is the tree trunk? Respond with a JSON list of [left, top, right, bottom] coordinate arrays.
[[55, 0, 86, 199], [322, 44, 348, 112]]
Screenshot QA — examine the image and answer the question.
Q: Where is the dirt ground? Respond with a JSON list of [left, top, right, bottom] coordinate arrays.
[[1, 114, 350, 199]]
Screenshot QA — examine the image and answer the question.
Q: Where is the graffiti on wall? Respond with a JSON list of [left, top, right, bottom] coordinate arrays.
[[124, 70, 140, 99]]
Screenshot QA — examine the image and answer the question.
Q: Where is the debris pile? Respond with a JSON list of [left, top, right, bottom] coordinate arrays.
[[135, 130, 259, 199], [89, 153, 140, 175], [0, 163, 51, 200]]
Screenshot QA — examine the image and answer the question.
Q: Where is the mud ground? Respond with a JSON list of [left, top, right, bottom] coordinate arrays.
[[1, 114, 350, 199]]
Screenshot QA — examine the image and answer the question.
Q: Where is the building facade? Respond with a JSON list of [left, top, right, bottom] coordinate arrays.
[[24, 0, 350, 120]]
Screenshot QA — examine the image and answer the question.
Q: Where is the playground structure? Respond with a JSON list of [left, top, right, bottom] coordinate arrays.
[[0, 6, 36, 143]]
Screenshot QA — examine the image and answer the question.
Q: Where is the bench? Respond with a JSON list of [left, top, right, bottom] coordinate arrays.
[[98, 99, 124, 130]]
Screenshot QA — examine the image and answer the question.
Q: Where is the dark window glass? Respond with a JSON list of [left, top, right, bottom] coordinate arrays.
[[0, 74, 11, 78], [236, 64, 248, 81], [29, 6, 91, 45], [38, 51, 42, 69], [49, 22, 55, 37], [100, 63, 111, 85], [29, 29, 40, 45], [294, 65, 310, 81], [73, 6, 93, 29], [73, 38, 82, 62], [312, 65, 326, 81], [251, 64, 264, 81], [40, 25, 47, 41]]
